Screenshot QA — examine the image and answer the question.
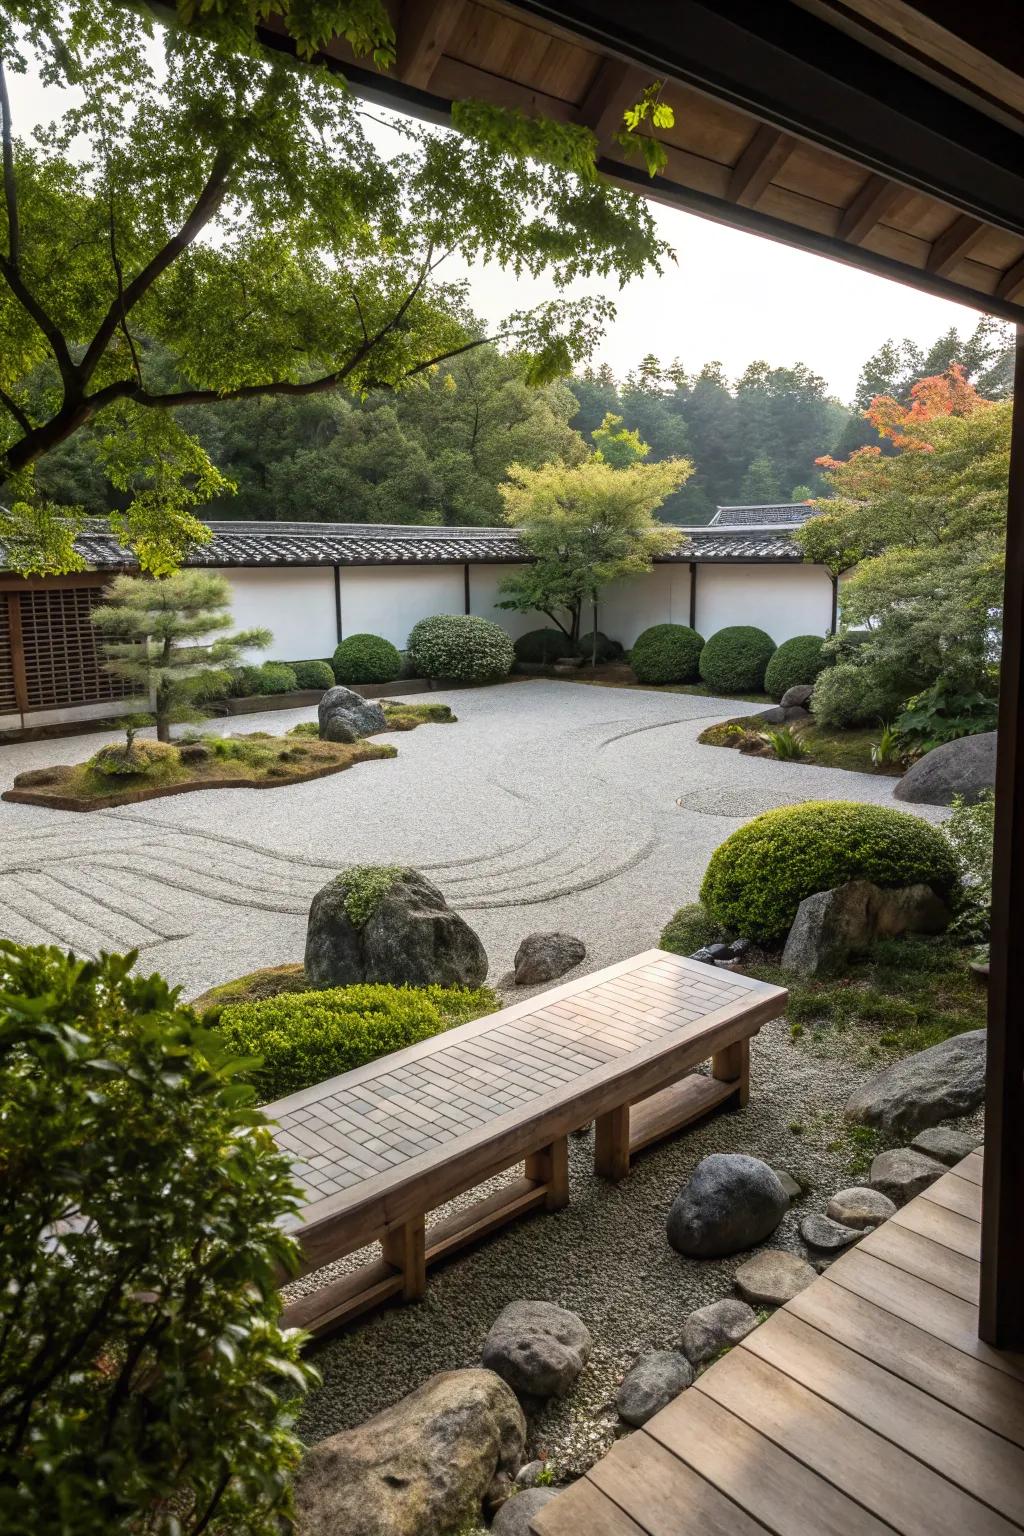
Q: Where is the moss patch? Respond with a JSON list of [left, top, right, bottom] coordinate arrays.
[[337, 865, 406, 929], [699, 717, 898, 775], [191, 964, 310, 1024]]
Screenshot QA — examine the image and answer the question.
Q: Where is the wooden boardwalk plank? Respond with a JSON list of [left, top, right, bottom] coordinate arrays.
[[956, 1149, 985, 1185], [743, 1309, 1024, 1524], [891, 1192, 982, 1259], [530, 1473, 648, 1536], [645, 1381, 895, 1535], [921, 1169, 983, 1222], [788, 1277, 1024, 1448], [694, 1346, 1018, 1536], [587, 1432, 771, 1536], [858, 1215, 980, 1302]]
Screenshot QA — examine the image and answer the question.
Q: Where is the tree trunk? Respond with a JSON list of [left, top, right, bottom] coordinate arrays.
[[591, 599, 599, 667], [156, 714, 170, 744]]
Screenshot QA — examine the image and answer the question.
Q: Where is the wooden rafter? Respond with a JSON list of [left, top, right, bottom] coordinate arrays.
[[577, 56, 647, 151], [996, 256, 1024, 304], [396, 0, 465, 91], [926, 211, 988, 275], [837, 172, 912, 244], [726, 124, 795, 209]]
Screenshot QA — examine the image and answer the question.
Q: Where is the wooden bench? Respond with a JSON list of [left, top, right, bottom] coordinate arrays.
[[267, 949, 787, 1338]]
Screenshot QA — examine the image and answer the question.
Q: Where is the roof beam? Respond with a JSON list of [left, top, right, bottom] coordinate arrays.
[[726, 124, 795, 208], [837, 172, 912, 244], [996, 256, 1024, 304], [926, 211, 989, 275], [577, 56, 649, 151], [396, 0, 465, 90]]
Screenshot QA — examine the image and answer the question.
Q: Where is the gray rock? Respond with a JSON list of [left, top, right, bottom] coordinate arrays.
[[780, 684, 814, 709], [734, 1250, 816, 1306], [844, 1029, 986, 1135], [799, 1213, 862, 1252], [491, 1488, 559, 1535], [751, 705, 787, 724], [514, 932, 586, 986], [826, 1186, 896, 1230], [911, 1126, 979, 1166], [774, 1171, 803, 1204], [869, 1147, 946, 1206], [782, 705, 813, 724], [782, 880, 950, 977], [616, 1350, 693, 1426], [482, 1300, 592, 1399], [666, 1154, 789, 1259], [293, 1368, 525, 1536], [514, 1461, 547, 1489], [680, 1298, 758, 1365], [895, 730, 996, 806], [305, 866, 488, 989], [178, 741, 212, 764], [318, 684, 387, 743]]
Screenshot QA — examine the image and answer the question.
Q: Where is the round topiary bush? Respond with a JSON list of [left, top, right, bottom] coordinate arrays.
[[90, 740, 178, 777], [291, 659, 335, 690], [698, 626, 776, 692], [578, 631, 624, 664], [332, 633, 401, 685], [630, 624, 704, 685], [811, 661, 906, 729], [407, 614, 515, 684], [700, 800, 960, 942], [514, 628, 577, 664], [232, 661, 299, 697], [764, 634, 828, 701]]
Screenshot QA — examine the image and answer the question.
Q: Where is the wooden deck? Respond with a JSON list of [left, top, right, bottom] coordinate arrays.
[[533, 1149, 1024, 1536]]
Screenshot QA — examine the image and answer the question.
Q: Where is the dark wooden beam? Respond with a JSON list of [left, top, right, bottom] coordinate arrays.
[[577, 56, 648, 150], [837, 172, 911, 244], [996, 256, 1024, 305], [727, 123, 795, 208], [980, 323, 1024, 1351], [926, 211, 988, 276], [396, 0, 464, 91]]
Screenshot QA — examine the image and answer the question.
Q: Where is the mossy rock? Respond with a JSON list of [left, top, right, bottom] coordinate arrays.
[[192, 963, 309, 1025]]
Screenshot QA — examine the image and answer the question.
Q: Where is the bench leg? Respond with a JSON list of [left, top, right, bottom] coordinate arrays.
[[525, 1136, 570, 1211], [711, 1037, 750, 1107], [381, 1215, 426, 1302], [594, 1104, 631, 1182]]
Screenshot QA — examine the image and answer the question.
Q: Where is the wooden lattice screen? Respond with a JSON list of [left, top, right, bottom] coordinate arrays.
[[0, 594, 16, 714], [16, 586, 138, 712]]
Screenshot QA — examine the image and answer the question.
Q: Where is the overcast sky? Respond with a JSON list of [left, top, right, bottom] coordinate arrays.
[[6, 55, 984, 406]]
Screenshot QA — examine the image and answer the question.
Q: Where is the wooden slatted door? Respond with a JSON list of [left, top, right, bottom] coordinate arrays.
[[0, 594, 17, 715], [1, 583, 140, 718]]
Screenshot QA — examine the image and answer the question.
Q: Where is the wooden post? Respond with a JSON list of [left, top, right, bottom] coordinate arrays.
[[9, 591, 27, 716], [594, 1104, 631, 1182], [689, 561, 697, 630], [711, 1037, 749, 1107], [980, 323, 1024, 1349], [381, 1215, 426, 1302], [333, 564, 342, 643], [525, 1136, 570, 1211]]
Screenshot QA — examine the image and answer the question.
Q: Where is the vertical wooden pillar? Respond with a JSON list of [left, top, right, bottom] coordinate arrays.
[[381, 1215, 426, 1301], [525, 1136, 570, 1210], [9, 591, 27, 716], [980, 323, 1024, 1349], [333, 564, 342, 643], [463, 562, 471, 615], [712, 1037, 750, 1107], [689, 561, 698, 629], [594, 1104, 631, 1182]]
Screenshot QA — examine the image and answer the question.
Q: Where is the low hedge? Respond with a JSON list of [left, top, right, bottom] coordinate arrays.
[[630, 624, 704, 685], [811, 661, 905, 729], [698, 626, 776, 692], [333, 633, 402, 685], [408, 614, 515, 684], [764, 634, 828, 701], [215, 983, 497, 1101], [700, 800, 960, 943], [291, 659, 335, 690], [232, 661, 300, 697]]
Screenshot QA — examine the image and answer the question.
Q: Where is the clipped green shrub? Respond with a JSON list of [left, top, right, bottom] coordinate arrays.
[[630, 623, 704, 685], [408, 614, 515, 684], [811, 661, 904, 728], [698, 625, 776, 692], [0, 942, 314, 1534], [332, 633, 401, 685], [660, 902, 722, 955], [700, 800, 960, 942], [89, 739, 178, 777], [291, 659, 335, 690], [764, 634, 828, 700], [514, 627, 577, 664], [216, 983, 498, 1101], [232, 660, 300, 697], [578, 631, 624, 664]]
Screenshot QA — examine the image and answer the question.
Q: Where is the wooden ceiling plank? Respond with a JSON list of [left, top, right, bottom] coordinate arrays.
[[926, 211, 989, 276], [838, 172, 913, 244], [396, 0, 465, 90], [727, 124, 796, 209], [577, 56, 648, 149], [996, 256, 1024, 304]]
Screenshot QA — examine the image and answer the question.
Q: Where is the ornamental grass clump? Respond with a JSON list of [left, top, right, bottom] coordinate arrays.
[[698, 625, 776, 693], [0, 942, 316, 1536], [630, 623, 704, 685], [700, 800, 960, 943], [408, 614, 515, 683]]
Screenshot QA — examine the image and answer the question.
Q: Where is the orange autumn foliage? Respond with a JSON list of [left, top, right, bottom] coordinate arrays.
[[816, 363, 991, 469]]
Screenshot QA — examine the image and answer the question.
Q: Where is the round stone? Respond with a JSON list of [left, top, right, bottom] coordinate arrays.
[[680, 1299, 758, 1366], [616, 1350, 693, 1426], [734, 1250, 816, 1306], [826, 1186, 896, 1230], [799, 1213, 862, 1252], [666, 1154, 789, 1259], [481, 1300, 592, 1399]]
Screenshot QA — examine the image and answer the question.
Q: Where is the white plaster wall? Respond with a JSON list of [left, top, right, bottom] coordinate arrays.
[[467, 563, 539, 639], [695, 564, 833, 644], [596, 565, 693, 646], [218, 567, 337, 662], [338, 565, 465, 649]]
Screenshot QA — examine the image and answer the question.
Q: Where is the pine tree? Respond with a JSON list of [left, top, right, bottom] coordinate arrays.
[[91, 573, 271, 742]]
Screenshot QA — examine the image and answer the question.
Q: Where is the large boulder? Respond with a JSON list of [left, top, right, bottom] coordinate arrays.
[[514, 932, 586, 986], [318, 684, 387, 743], [680, 1298, 758, 1366], [781, 880, 949, 976], [780, 684, 814, 709], [305, 866, 488, 988], [481, 1300, 592, 1399], [666, 1154, 789, 1259], [293, 1368, 525, 1536], [844, 1028, 986, 1135], [894, 730, 996, 806], [616, 1351, 692, 1426]]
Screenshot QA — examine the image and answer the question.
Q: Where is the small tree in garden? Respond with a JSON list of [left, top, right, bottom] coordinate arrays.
[[91, 571, 270, 741], [0, 941, 318, 1536], [498, 454, 690, 664]]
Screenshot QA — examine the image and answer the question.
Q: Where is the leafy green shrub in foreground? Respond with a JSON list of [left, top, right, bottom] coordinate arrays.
[[764, 634, 828, 700], [291, 659, 335, 690], [408, 614, 515, 684], [332, 633, 402, 685], [217, 983, 498, 1101], [514, 627, 577, 664], [700, 800, 960, 942], [698, 625, 776, 692], [630, 623, 704, 685], [232, 660, 300, 697], [811, 661, 905, 729], [0, 942, 315, 1536]]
